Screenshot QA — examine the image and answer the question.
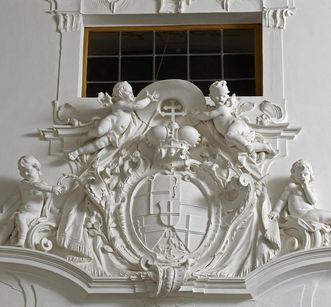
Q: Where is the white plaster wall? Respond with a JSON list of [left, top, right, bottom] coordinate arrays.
[[0, 0, 61, 201], [1, 0, 331, 306], [267, 0, 331, 208]]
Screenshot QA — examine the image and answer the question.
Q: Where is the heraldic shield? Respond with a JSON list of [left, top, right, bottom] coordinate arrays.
[[131, 173, 209, 255]]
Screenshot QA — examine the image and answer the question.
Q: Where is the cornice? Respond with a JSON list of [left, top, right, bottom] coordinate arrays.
[[1, 247, 330, 298]]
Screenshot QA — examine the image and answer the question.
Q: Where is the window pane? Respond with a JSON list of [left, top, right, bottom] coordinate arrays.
[[155, 31, 187, 54], [190, 56, 222, 79], [86, 82, 117, 97], [223, 29, 254, 53], [121, 31, 153, 55], [226, 80, 256, 96], [191, 81, 213, 96], [88, 32, 119, 56], [121, 56, 153, 80], [190, 30, 221, 54], [87, 58, 119, 81], [155, 56, 187, 80], [130, 82, 151, 95], [224, 55, 255, 79]]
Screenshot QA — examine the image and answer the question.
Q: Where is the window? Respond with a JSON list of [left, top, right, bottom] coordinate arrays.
[[82, 24, 262, 97]]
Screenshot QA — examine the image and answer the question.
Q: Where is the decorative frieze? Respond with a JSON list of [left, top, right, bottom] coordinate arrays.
[[56, 12, 82, 33], [264, 8, 295, 29]]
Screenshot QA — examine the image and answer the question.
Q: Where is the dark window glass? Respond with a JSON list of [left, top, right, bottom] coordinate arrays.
[[223, 29, 254, 53], [88, 32, 119, 56], [155, 31, 187, 54], [121, 57, 153, 81], [190, 56, 222, 79], [84, 26, 261, 97], [130, 82, 152, 94], [190, 30, 221, 54], [191, 81, 213, 96], [121, 31, 153, 55], [86, 82, 117, 97], [155, 56, 187, 80], [224, 54, 255, 79], [226, 80, 256, 96], [87, 58, 119, 81]]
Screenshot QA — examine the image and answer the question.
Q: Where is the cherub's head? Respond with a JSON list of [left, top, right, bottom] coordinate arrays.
[[18, 155, 41, 181], [112, 81, 134, 103], [209, 80, 230, 104], [290, 159, 314, 184]]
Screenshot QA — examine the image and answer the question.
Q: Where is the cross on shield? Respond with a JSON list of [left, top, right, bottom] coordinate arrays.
[[157, 199, 181, 226], [151, 175, 181, 227]]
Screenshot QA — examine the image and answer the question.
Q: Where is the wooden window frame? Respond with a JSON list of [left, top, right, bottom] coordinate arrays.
[[82, 24, 262, 97]]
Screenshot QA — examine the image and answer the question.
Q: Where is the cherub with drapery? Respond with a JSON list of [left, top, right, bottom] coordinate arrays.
[[269, 160, 331, 224], [68, 81, 159, 161], [0, 156, 66, 247], [193, 80, 276, 158]]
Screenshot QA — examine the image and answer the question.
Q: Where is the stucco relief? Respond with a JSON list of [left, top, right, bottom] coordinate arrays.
[[0, 79, 310, 296]]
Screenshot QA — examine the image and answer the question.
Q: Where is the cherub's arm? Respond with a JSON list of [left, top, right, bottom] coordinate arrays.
[[130, 97, 153, 111], [269, 184, 292, 220], [301, 182, 317, 205], [195, 108, 222, 121], [29, 181, 65, 195], [123, 91, 159, 112]]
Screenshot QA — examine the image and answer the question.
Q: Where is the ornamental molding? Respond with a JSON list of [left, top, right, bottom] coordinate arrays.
[[56, 12, 82, 33], [47, 0, 295, 16], [1, 246, 331, 298], [3, 79, 324, 298], [216, 0, 230, 12], [263, 8, 295, 29]]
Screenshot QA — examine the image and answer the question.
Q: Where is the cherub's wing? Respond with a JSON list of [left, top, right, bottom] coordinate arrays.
[[98, 92, 113, 108]]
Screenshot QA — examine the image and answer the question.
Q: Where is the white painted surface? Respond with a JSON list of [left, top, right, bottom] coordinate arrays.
[[1, 0, 331, 306]]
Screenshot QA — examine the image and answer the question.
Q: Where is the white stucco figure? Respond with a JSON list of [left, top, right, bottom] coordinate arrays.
[[194, 80, 276, 157], [14, 156, 66, 246], [68, 81, 159, 161], [269, 160, 331, 224]]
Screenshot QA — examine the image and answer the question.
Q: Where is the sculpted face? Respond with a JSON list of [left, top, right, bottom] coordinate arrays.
[[121, 83, 134, 102], [291, 160, 313, 184], [19, 165, 40, 181], [209, 80, 230, 104]]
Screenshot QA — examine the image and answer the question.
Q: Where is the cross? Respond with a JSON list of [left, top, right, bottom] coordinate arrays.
[[160, 99, 186, 122]]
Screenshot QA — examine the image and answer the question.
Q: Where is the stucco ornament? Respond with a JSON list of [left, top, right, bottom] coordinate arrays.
[[159, 0, 194, 13], [0, 156, 66, 248], [0, 80, 305, 296], [268, 160, 331, 253]]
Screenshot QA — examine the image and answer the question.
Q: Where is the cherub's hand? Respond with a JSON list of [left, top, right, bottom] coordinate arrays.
[[268, 211, 279, 221], [52, 185, 66, 195], [189, 109, 201, 116], [146, 90, 160, 103]]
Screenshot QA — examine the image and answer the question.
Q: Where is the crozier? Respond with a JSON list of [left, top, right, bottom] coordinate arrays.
[[0, 79, 316, 297]]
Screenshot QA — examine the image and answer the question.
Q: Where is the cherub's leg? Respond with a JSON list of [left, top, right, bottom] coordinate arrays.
[[68, 135, 111, 160], [226, 122, 252, 153], [306, 209, 331, 225], [88, 117, 112, 138], [0, 215, 15, 245], [15, 213, 29, 247], [251, 142, 277, 155]]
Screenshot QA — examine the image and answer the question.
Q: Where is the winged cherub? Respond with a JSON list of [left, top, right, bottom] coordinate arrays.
[[68, 81, 159, 161], [194, 80, 275, 156]]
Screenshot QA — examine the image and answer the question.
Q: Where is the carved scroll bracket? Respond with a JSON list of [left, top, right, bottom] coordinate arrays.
[[263, 0, 295, 29], [216, 0, 230, 12], [56, 12, 82, 33], [263, 8, 295, 29]]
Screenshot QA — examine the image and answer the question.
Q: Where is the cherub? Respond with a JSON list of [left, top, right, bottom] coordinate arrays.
[[68, 81, 159, 161], [193, 80, 275, 156], [15, 156, 66, 247], [269, 160, 331, 224]]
